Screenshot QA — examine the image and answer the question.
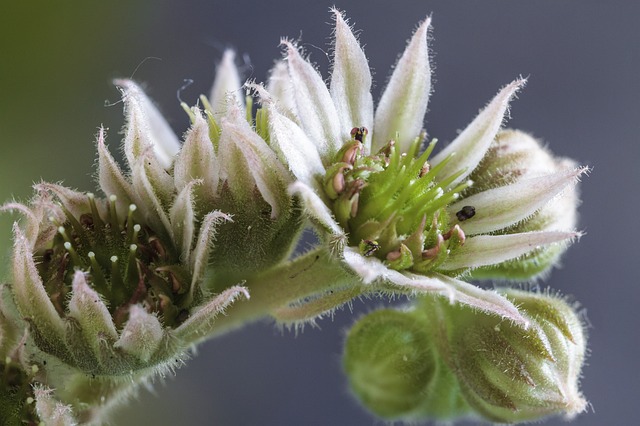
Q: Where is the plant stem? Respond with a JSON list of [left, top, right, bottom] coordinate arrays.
[[208, 248, 358, 337]]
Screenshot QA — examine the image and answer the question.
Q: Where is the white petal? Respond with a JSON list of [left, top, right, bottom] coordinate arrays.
[[266, 60, 298, 118], [189, 211, 232, 302], [251, 83, 325, 187], [97, 128, 135, 214], [373, 17, 431, 153], [131, 154, 172, 238], [11, 224, 66, 343], [427, 273, 529, 327], [440, 231, 579, 271], [174, 286, 249, 343], [289, 181, 344, 240], [114, 305, 163, 362], [174, 112, 219, 199], [170, 180, 199, 265], [431, 79, 525, 186], [330, 9, 374, 150], [115, 79, 180, 169], [219, 105, 290, 218], [342, 246, 528, 326], [67, 271, 118, 354], [209, 49, 245, 119], [33, 183, 89, 219], [450, 167, 586, 235], [283, 41, 342, 161]]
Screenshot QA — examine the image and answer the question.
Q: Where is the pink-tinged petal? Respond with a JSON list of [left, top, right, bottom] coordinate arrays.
[[266, 60, 298, 119], [373, 17, 431, 153], [34, 183, 89, 219], [251, 83, 325, 188], [450, 167, 587, 235], [330, 8, 374, 150], [218, 104, 290, 218], [11, 224, 66, 343], [289, 181, 344, 240], [440, 231, 580, 271], [33, 385, 77, 426], [174, 286, 249, 343], [209, 49, 245, 118], [282, 40, 342, 161], [174, 111, 219, 200], [115, 79, 180, 169], [114, 305, 163, 362], [169, 180, 200, 266], [67, 271, 118, 355], [431, 79, 525, 187], [189, 210, 232, 302]]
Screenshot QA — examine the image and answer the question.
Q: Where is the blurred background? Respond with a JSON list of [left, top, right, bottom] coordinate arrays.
[[0, 0, 638, 425]]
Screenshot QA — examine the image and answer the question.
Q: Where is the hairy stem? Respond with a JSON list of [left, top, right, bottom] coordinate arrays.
[[207, 248, 359, 337]]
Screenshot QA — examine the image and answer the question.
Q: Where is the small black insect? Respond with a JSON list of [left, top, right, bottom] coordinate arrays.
[[362, 239, 380, 256], [456, 205, 476, 221], [350, 126, 368, 142]]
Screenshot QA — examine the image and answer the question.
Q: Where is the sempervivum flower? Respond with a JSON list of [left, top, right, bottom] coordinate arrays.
[[252, 9, 586, 323]]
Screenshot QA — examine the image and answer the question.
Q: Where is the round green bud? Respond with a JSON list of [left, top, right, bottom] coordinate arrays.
[[343, 309, 437, 419]]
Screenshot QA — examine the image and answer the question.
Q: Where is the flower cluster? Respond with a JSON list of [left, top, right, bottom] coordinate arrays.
[[0, 8, 588, 425]]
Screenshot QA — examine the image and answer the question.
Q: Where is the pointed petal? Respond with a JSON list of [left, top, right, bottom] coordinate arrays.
[[428, 272, 529, 326], [67, 271, 118, 356], [219, 105, 290, 218], [289, 181, 344, 240], [114, 305, 163, 362], [440, 231, 579, 271], [34, 183, 89, 219], [34, 385, 78, 426], [189, 211, 233, 300], [174, 112, 219, 198], [373, 17, 431, 153], [1, 202, 40, 246], [266, 60, 298, 118], [170, 181, 199, 265], [431, 79, 526, 186], [11, 224, 66, 343], [330, 9, 374, 149], [449, 167, 586, 235], [251, 83, 325, 187], [131, 154, 172, 238], [209, 49, 245, 118], [115, 79, 180, 169], [283, 40, 342, 161], [97, 127, 135, 214], [342, 246, 528, 326], [174, 286, 249, 343]]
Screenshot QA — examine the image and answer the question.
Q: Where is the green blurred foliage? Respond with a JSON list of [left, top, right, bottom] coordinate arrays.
[[0, 2, 157, 278]]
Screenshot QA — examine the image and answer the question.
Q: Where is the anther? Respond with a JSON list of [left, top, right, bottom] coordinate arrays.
[[422, 234, 445, 259], [63, 241, 83, 266]]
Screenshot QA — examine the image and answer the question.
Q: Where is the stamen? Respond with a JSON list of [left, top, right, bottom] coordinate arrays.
[[88, 251, 109, 295], [63, 241, 83, 266], [125, 244, 140, 288], [126, 204, 138, 242], [108, 195, 120, 238]]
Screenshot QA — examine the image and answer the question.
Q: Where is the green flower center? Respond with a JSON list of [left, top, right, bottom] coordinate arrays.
[[324, 128, 471, 273], [36, 194, 194, 328]]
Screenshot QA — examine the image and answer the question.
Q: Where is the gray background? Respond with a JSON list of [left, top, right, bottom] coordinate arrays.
[[0, 0, 638, 425]]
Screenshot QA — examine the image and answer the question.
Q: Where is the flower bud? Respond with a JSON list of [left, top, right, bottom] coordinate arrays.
[[461, 130, 585, 280], [343, 309, 439, 419], [420, 289, 587, 423]]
